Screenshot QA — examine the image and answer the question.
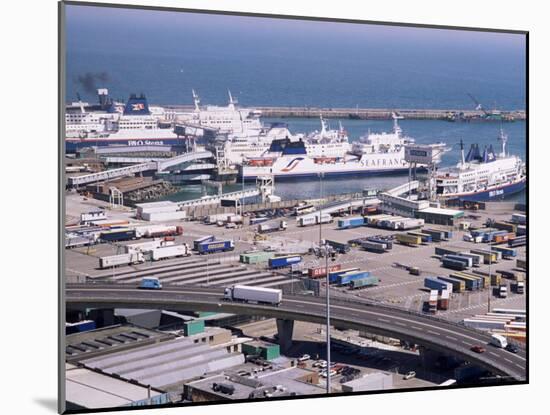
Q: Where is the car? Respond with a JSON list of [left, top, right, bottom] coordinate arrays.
[[298, 354, 311, 362], [470, 345, 486, 354], [321, 369, 337, 378], [403, 371, 416, 380], [505, 344, 519, 354]]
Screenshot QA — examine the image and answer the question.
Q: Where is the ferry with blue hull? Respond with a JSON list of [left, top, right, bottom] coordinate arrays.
[[435, 129, 526, 202]]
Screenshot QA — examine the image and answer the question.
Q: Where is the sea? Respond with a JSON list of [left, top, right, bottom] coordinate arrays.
[[65, 5, 527, 203]]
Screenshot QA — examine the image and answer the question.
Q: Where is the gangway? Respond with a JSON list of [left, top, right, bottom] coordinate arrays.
[[67, 150, 214, 187], [177, 189, 261, 208], [386, 180, 420, 197]]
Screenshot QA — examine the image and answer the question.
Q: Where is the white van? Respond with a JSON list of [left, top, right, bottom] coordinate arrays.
[[490, 334, 508, 348]]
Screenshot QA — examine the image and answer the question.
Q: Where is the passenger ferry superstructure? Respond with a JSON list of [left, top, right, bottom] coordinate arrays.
[[176, 90, 263, 135], [435, 129, 526, 201], [240, 115, 424, 180], [217, 115, 350, 165]]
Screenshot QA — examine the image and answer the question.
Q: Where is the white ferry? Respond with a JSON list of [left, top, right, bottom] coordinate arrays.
[[435, 129, 526, 201], [240, 115, 433, 180]]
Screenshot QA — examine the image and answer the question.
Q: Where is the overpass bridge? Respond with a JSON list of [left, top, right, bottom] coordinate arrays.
[[66, 284, 526, 381], [67, 151, 214, 187]]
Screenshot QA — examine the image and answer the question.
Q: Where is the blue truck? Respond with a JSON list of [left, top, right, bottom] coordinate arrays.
[[491, 246, 518, 258], [337, 271, 370, 286], [99, 228, 137, 242], [337, 216, 365, 229], [139, 277, 162, 290], [441, 257, 467, 271], [268, 255, 302, 269], [328, 267, 360, 284], [197, 239, 235, 254], [193, 235, 215, 251]]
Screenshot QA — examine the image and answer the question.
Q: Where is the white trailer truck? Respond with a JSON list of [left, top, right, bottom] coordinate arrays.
[[150, 244, 190, 261], [99, 252, 145, 269], [224, 285, 282, 306], [490, 334, 508, 348]]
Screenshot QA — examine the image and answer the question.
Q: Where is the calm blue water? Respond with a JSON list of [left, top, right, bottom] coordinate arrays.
[[65, 5, 526, 203]]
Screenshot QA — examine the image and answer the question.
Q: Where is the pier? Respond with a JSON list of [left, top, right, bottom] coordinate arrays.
[[164, 104, 525, 121]]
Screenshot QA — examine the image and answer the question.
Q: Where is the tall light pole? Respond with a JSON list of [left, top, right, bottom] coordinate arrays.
[[319, 172, 324, 244], [487, 253, 492, 312], [324, 243, 332, 394]]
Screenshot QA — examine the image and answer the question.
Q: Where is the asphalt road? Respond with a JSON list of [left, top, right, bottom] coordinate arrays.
[[65, 283, 526, 381]]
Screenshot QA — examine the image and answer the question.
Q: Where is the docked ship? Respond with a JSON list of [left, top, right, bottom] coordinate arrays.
[[240, 115, 435, 180], [435, 129, 526, 201], [215, 115, 349, 165], [65, 89, 265, 153]]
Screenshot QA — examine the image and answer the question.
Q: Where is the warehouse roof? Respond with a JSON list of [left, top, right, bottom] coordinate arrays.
[[66, 363, 163, 409]]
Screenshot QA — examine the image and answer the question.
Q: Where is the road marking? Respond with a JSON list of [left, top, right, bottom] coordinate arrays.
[[427, 330, 441, 336], [446, 336, 458, 341], [504, 358, 513, 363], [411, 326, 423, 331], [378, 318, 391, 323]]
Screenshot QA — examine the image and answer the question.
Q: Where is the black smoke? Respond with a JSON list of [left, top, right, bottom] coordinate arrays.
[[76, 72, 110, 94]]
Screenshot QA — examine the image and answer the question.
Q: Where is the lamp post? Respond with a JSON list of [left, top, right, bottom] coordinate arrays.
[[319, 172, 324, 244], [325, 243, 332, 394]]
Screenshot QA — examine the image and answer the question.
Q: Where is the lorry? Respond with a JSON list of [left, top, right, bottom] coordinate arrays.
[[99, 252, 145, 269], [150, 244, 191, 261], [360, 240, 387, 253], [441, 257, 468, 271], [224, 285, 282, 305], [350, 275, 379, 289], [197, 239, 235, 254], [99, 228, 137, 242], [427, 290, 438, 313], [125, 239, 174, 253], [258, 221, 287, 234], [424, 277, 452, 293], [407, 231, 432, 243], [337, 271, 371, 286], [324, 239, 351, 254], [491, 246, 517, 259], [337, 216, 365, 229], [367, 236, 393, 250], [396, 234, 422, 246], [308, 264, 342, 278], [445, 254, 473, 268], [438, 290, 450, 310], [193, 235, 215, 250], [268, 255, 302, 269], [328, 268, 360, 284], [437, 276, 465, 293], [139, 277, 162, 290], [490, 334, 508, 348], [135, 225, 183, 238]]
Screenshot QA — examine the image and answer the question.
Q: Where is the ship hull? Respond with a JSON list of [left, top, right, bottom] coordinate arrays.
[[441, 178, 526, 202], [65, 137, 187, 152]]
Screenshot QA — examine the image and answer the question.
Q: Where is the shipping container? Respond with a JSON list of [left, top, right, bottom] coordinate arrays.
[[422, 229, 446, 242], [193, 235, 215, 250], [407, 231, 432, 243], [350, 276, 379, 289], [438, 290, 450, 310], [449, 272, 480, 290], [197, 239, 235, 254], [258, 221, 287, 233], [511, 213, 526, 225], [337, 271, 371, 286], [435, 247, 460, 256], [424, 277, 452, 293], [516, 258, 526, 269], [442, 258, 467, 271], [470, 249, 498, 264], [99, 228, 137, 242], [66, 320, 96, 335], [268, 255, 302, 269], [183, 320, 205, 336], [508, 236, 526, 248], [360, 240, 387, 253], [125, 239, 174, 253], [308, 264, 342, 278], [141, 211, 186, 222], [367, 236, 393, 249], [491, 245, 517, 259], [298, 216, 317, 227], [325, 239, 351, 254], [458, 252, 483, 267], [396, 233, 422, 246], [428, 290, 438, 313], [99, 252, 145, 268], [517, 225, 526, 236], [437, 276, 465, 293], [444, 254, 473, 268], [337, 216, 365, 229], [328, 267, 360, 284]]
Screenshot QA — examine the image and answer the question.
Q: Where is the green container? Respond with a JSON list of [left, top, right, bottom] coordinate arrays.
[[242, 343, 260, 356], [183, 320, 205, 336], [260, 344, 280, 360], [196, 311, 217, 318]]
